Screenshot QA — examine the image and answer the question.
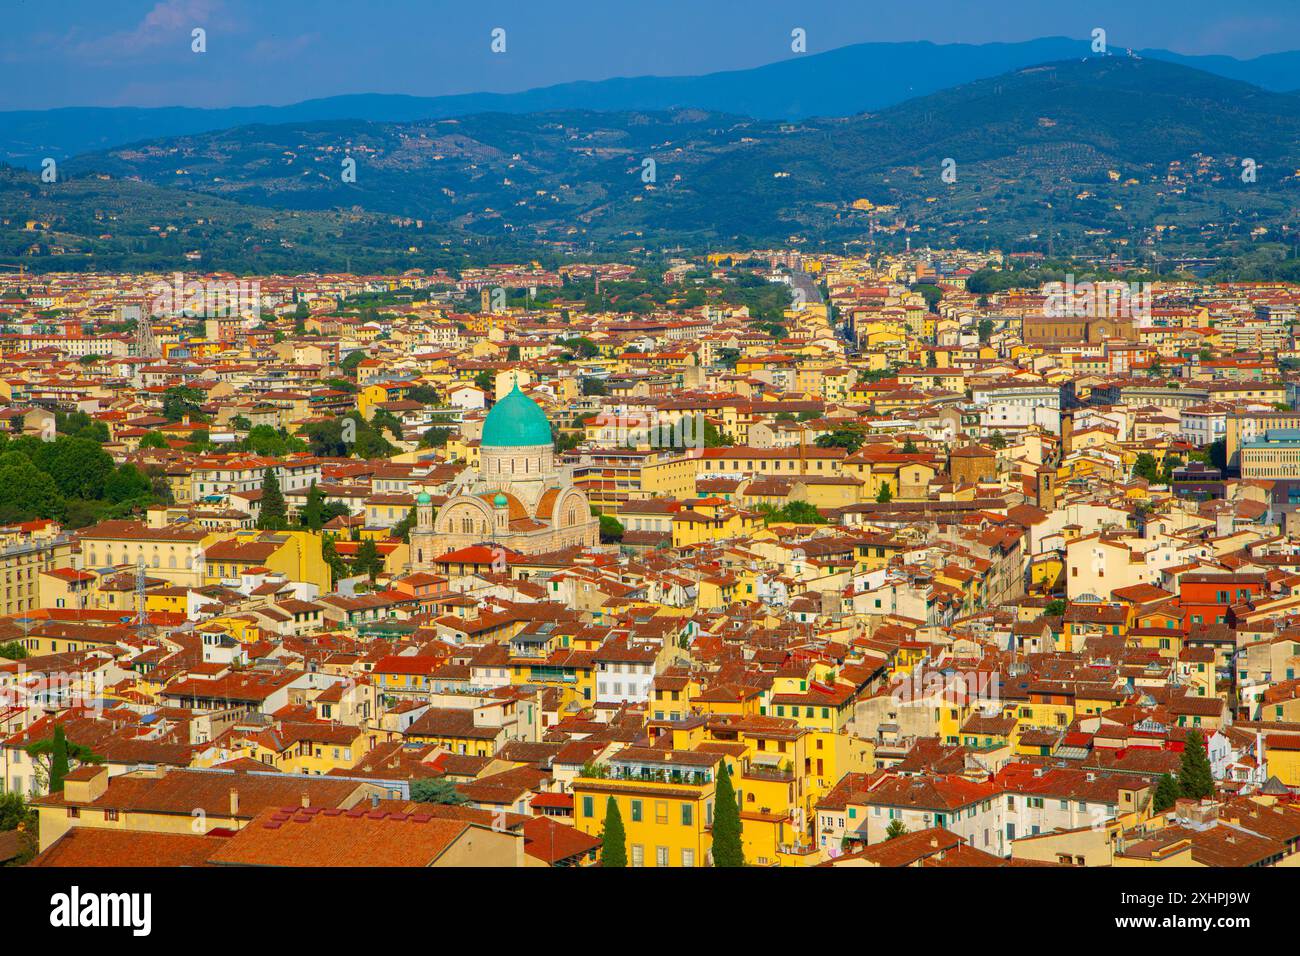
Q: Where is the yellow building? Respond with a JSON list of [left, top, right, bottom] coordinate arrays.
[[203, 529, 331, 592], [573, 748, 721, 867]]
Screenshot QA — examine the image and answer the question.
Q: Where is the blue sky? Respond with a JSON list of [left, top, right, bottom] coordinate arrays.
[[4, 0, 1299, 110]]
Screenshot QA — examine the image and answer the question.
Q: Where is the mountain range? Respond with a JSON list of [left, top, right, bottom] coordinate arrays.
[[8, 36, 1300, 168], [7, 55, 1300, 271]]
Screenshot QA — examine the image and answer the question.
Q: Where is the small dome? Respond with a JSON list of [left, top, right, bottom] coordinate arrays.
[[493, 493, 508, 508], [416, 492, 432, 504], [481, 379, 552, 447]]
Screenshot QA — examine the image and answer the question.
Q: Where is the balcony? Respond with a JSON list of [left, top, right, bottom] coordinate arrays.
[[604, 765, 713, 787], [742, 760, 794, 782], [778, 842, 819, 857]]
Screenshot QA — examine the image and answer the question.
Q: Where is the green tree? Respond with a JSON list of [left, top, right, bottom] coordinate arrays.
[[26, 725, 102, 793], [913, 284, 942, 311], [1043, 599, 1067, 617], [977, 318, 994, 343], [901, 439, 919, 454], [41, 437, 115, 500], [408, 777, 468, 805], [161, 385, 206, 422], [1207, 439, 1227, 472], [0, 456, 64, 523], [988, 431, 1007, 450], [702, 419, 734, 448], [322, 533, 350, 581], [599, 797, 627, 867], [712, 761, 744, 867], [371, 408, 404, 442], [0, 792, 36, 865], [354, 537, 383, 582], [104, 463, 151, 504], [558, 336, 599, 359], [815, 429, 864, 454], [138, 431, 169, 449], [781, 500, 824, 524], [598, 514, 624, 544], [421, 425, 454, 448], [257, 468, 287, 530], [392, 506, 418, 543], [876, 483, 893, 503], [885, 818, 909, 840], [1153, 773, 1180, 812], [1178, 730, 1215, 800], [0, 640, 27, 660], [302, 479, 324, 531], [1132, 453, 1161, 483]]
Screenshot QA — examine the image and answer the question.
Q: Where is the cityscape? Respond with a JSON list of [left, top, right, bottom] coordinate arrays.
[[0, 4, 1295, 925]]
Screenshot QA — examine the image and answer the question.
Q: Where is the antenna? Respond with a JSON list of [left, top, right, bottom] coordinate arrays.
[[134, 558, 152, 635]]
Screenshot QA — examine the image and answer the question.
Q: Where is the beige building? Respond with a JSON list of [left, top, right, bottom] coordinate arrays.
[[0, 521, 75, 617], [411, 381, 597, 565]]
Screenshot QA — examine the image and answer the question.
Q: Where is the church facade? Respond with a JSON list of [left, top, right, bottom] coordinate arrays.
[[410, 381, 599, 567]]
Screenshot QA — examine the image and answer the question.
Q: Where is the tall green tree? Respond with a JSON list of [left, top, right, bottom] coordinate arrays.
[[876, 483, 893, 503], [354, 537, 383, 582], [885, 818, 909, 840], [1178, 730, 1215, 800], [1153, 773, 1180, 812], [712, 761, 744, 867], [322, 533, 350, 581], [599, 797, 627, 867], [302, 479, 324, 531], [257, 468, 287, 530]]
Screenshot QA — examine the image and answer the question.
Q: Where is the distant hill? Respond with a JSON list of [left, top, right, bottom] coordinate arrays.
[[7, 37, 1300, 167], [12, 57, 1300, 271]]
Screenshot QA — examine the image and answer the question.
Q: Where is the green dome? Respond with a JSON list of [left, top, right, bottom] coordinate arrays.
[[482, 381, 551, 447], [416, 492, 432, 504], [493, 493, 508, 507]]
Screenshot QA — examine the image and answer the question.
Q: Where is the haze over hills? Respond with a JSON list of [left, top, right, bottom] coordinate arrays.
[[9, 57, 1300, 272], [9, 37, 1300, 167]]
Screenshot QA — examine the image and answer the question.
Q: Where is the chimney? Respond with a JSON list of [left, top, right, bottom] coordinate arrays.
[[370, 793, 381, 809], [229, 788, 239, 816], [300, 792, 311, 809]]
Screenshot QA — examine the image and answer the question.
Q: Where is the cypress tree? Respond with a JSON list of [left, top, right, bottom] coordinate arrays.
[[599, 797, 627, 867], [355, 537, 382, 582], [1178, 729, 1215, 800], [49, 726, 70, 793], [257, 468, 287, 529], [1153, 772, 1180, 812], [302, 479, 323, 531], [712, 761, 744, 866]]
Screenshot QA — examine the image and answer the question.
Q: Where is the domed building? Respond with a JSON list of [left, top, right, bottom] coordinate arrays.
[[409, 380, 599, 567]]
